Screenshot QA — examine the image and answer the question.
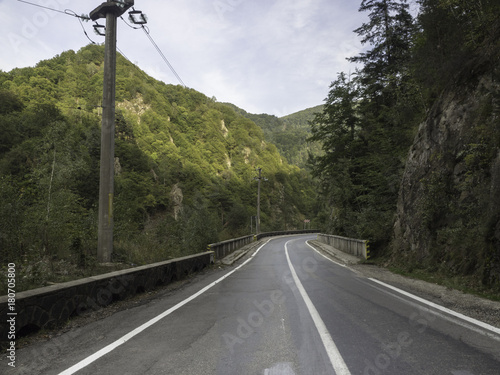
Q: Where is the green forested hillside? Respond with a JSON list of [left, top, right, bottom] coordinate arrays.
[[310, 0, 500, 291], [226, 104, 323, 168], [279, 106, 324, 167], [281, 106, 324, 129], [0, 45, 318, 291]]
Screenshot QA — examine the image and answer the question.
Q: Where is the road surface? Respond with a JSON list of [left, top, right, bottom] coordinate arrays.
[[5, 235, 500, 374]]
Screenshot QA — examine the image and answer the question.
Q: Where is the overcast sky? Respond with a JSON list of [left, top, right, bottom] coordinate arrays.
[[0, 0, 371, 117]]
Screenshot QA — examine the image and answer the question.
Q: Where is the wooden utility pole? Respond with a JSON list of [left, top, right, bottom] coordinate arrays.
[[97, 7, 116, 263], [255, 168, 267, 235], [91, 0, 134, 263], [257, 168, 261, 235]]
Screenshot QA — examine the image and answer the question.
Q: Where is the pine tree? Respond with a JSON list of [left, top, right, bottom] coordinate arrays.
[[309, 73, 362, 236], [349, 0, 415, 90], [310, 1, 418, 248]]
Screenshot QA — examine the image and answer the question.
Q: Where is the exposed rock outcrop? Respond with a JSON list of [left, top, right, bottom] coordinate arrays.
[[392, 72, 500, 286], [170, 183, 183, 220]]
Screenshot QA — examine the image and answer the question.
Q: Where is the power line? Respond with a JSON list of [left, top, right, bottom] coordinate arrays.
[[17, 0, 95, 44], [17, 0, 90, 20], [120, 15, 141, 30], [119, 15, 186, 87], [141, 26, 186, 87], [95, 18, 155, 81], [116, 46, 151, 81], [18, 0, 186, 87], [66, 10, 98, 45], [116, 46, 131, 63]]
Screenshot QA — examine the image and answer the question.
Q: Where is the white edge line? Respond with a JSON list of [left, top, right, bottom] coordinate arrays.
[[304, 240, 500, 338], [305, 240, 347, 268], [285, 240, 351, 375], [58, 239, 272, 375], [368, 278, 500, 337]]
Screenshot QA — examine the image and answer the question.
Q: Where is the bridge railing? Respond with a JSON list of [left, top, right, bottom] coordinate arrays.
[[208, 230, 319, 260], [316, 233, 370, 260], [207, 235, 255, 260], [256, 230, 319, 240], [0, 252, 214, 346]]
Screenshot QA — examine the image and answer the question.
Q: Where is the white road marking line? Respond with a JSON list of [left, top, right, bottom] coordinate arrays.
[[306, 239, 500, 340], [369, 278, 500, 338], [305, 240, 347, 268], [285, 240, 351, 375], [58, 239, 272, 375]]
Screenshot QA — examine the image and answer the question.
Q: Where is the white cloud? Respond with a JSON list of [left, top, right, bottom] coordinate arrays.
[[0, 0, 367, 116]]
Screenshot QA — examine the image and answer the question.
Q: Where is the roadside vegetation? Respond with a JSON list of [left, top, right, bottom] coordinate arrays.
[[310, 0, 500, 294]]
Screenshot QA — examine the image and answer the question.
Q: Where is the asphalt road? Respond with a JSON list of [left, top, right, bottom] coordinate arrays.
[[6, 235, 500, 375]]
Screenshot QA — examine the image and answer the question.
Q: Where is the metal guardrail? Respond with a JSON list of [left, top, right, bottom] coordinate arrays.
[[208, 231, 369, 261]]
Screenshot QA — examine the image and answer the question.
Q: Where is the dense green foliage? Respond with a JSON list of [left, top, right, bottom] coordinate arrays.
[[404, 0, 500, 288], [227, 104, 323, 169], [0, 46, 318, 291], [310, 0, 500, 288], [310, 0, 418, 248]]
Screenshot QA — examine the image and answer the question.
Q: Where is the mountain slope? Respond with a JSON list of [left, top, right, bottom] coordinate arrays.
[[0, 44, 318, 291], [225, 103, 324, 168]]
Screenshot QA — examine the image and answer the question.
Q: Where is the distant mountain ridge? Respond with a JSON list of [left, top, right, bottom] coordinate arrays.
[[224, 103, 324, 168]]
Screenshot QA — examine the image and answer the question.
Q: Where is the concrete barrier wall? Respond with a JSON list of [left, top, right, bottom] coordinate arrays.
[[0, 252, 214, 345], [257, 230, 319, 240], [317, 234, 369, 259], [208, 230, 319, 260], [1, 230, 320, 344], [208, 235, 254, 260]]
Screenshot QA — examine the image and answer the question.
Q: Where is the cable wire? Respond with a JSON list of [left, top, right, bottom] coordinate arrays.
[[120, 15, 142, 30], [17, 0, 90, 20], [18, 0, 186, 87], [116, 46, 150, 80], [120, 16, 186, 87], [141, 26, 186, 87], [17, 0, 95, 44], [65, 9, 97, 45]]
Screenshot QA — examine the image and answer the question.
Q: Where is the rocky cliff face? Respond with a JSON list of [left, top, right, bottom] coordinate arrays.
[[392, 70, 500, 286]]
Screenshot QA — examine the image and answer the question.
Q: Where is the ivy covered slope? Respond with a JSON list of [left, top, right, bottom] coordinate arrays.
[[0, 44, 317, 290]]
